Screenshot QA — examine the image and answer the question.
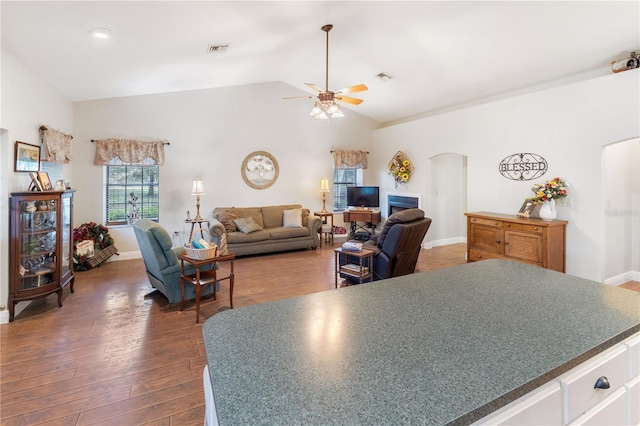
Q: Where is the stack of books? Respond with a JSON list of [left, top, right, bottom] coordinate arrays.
[[341, 263, 369, 273], [341, 241, 363, 252]]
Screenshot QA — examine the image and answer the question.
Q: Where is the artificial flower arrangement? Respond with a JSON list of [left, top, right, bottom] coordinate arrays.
[[530, 177, 569, 204], [388, 151, 414, 187], [73, 222, 116, 271]]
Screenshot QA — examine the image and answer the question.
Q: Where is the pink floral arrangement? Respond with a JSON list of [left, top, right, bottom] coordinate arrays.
[[530, 177, 568, 204]]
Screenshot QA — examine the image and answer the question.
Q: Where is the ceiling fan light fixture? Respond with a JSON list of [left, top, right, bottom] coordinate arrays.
[[331, 109, 344, 118], [327, 103, 340, 114], [310, 100, 343, 120]]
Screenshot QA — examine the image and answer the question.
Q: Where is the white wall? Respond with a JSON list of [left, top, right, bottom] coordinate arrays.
[[0, 49, 73, 323], [72, 82, 379, 253], [371, 69, 640, 281]]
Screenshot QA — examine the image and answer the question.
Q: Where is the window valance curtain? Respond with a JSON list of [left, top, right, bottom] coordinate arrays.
[[93, 139, 166, 166], [40, 126, 72, 163], [332, 149, 368, 169]]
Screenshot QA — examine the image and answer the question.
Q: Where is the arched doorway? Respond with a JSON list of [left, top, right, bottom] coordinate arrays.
[[602, 137, 640, 284], [429, 153, 467, 247]]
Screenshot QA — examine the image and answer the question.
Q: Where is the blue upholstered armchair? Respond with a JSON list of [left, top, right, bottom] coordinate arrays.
[[133, 219, 215, 304]]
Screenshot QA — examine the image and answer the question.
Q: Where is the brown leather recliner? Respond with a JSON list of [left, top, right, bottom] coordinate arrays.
[[341, 208, 432, 282]]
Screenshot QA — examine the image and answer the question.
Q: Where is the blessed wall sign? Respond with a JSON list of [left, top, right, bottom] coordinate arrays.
[[499, 153, 548, 181]]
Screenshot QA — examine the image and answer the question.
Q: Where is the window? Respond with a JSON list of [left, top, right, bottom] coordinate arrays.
[[106, 165, 159, 225], [333, 169, 362, 211]]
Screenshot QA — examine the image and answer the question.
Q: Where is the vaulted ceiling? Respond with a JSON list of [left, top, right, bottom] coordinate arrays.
[[2, 1, 638, 125]]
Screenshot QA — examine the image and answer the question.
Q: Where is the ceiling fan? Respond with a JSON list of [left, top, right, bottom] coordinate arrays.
[[284, 24, 368, 119]]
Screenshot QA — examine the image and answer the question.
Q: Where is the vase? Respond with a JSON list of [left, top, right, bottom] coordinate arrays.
[[538, 199, 556, 221]]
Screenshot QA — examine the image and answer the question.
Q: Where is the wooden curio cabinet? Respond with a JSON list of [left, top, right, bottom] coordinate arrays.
[[465, 211, 567, 272], [9, 190, 76, 321]]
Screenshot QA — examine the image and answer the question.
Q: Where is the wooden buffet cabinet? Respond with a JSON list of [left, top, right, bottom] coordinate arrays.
[[9, 190, 75, 321], [465, 211, 567, 272]]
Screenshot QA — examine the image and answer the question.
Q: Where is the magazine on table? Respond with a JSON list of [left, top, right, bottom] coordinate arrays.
[[341, 241, 363, 252]]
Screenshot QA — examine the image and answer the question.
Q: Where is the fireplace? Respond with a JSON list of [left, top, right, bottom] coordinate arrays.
[[388, 194, 420, 216]]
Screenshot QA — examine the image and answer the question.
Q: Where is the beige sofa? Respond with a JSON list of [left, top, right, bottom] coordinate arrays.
[[208, 204, 321, 256]]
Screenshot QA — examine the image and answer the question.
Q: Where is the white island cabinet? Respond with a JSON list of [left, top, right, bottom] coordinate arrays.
[[477, 332, 640, 425]]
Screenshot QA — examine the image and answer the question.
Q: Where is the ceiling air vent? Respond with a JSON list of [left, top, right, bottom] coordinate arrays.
[[376, 72, 393, 82], [208, 43, 229, 53]]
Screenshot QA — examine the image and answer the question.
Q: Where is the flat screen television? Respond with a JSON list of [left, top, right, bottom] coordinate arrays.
[[347, 186, 380, 208]]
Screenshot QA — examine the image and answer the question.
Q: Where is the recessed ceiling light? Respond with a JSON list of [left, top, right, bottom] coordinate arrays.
[[90, 28, 111, 39]]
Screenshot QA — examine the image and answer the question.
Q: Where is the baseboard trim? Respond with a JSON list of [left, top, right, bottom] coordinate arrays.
[[107, 251, 141, 261], [0, 300, 29, 324], [0, 310, 10, 324], [424, 237, 466, 249], [604, 270, 640, 286]]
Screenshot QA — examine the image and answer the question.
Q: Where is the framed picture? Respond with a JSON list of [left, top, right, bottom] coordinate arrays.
[[517, 199, 536, 218], [37, 171, 53, 191], [14, 141, 40, 172], [29, 172, 43, 191], [241, 150, 279, 190]]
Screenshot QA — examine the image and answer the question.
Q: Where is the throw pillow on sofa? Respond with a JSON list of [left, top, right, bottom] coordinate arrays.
[[233, 217, 263, 234], [283, 208, 303, 228], [215, 208, 242, 233]]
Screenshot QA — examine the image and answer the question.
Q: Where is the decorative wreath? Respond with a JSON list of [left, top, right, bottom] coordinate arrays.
[[388, 151, 414, 187], [73, 222, 115, 271]]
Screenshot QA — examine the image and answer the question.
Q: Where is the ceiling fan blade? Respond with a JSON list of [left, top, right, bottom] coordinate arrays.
[[305, 83, 323, 93], [282, 95, 315, 100], [335, 84, 368, 95], [335, 95, 363, 105]]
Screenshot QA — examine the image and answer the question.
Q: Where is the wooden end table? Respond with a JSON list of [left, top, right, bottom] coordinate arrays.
[[179, 253, 235, 323], [314, 211, 334, 247], [334, 247, 374, 288], [185, 218, 210, 240]]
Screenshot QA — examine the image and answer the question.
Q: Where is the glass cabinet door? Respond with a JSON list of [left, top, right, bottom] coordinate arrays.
[[18, 198, 58, 291], [60, 193, 72, 281]]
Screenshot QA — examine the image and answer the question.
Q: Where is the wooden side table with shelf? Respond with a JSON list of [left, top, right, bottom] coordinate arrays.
[[334, 247, 374, 288], [314, 211, 334, 246], [185, 218, 210, 241], [179, 253, 235, 323]]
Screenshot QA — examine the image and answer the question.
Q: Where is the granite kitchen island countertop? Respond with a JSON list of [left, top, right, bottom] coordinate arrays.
[[203, 259, 640, 425]]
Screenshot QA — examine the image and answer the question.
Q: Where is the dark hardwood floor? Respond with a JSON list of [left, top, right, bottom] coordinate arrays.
[[1, 243, 638, 425]]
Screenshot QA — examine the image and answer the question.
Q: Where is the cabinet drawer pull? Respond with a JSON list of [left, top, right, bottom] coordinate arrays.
[[594, 376, 610, 389]]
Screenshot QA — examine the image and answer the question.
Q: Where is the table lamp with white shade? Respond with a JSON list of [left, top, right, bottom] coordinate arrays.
[[320, 177, 330, 213], [192, 178, 205, 221]]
